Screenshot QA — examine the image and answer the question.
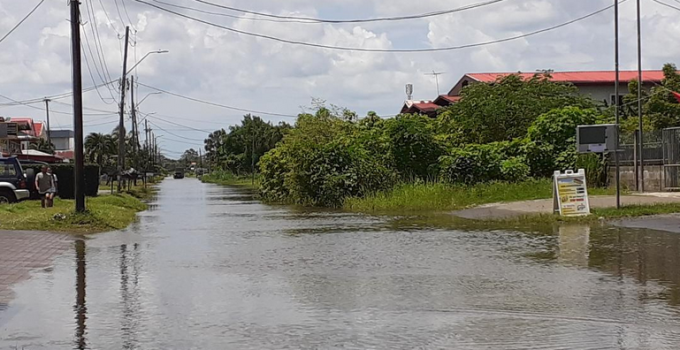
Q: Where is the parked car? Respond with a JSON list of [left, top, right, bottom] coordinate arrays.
[[0, 157, 31, 203], [174, 168, 185, 179]]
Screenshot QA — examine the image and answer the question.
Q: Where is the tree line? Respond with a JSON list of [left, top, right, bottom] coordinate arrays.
[[204, 63, 680, 207]]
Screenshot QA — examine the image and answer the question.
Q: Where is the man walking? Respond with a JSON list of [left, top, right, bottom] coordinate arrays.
[[35, 166, 54, 208]]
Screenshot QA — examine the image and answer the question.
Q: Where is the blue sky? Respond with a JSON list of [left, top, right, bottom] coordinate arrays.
[[0, 0, 678, 158]]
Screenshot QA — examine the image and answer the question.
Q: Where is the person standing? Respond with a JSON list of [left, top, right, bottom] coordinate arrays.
[[46, 167, 58, 207], [35, 166, 54, 208]]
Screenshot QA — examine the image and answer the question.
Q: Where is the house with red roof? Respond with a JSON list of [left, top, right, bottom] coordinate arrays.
[[0, 116, 64, 162], [401, 70, 666, 117]]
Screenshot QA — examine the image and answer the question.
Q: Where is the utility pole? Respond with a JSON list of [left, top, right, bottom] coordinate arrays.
[[636, 0, 644, 192], [70, 0, 85, 212], [130, 76, 138, 160], [118, 26, 130, 191], [144, 119, 150, 170], [614, 0, 621, 209], [44, 98, 51, 145], [199, 148, 203, 168]]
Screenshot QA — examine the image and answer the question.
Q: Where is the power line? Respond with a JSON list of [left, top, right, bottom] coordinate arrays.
[[113, 0, 128, 28], [150, 0, 313, 23], [0, 0, 46, 45], [137, 82, 298, 117], [0, 79, 119, 107], [120, 0, 138, 29], [85, 0, 118, 94], [135, 0, 625, 53], [651, 0, 680, 11], [193, 0, 506, 24], [81, 25, 118, 104], [0, 93, 116, 116], [147, 120, 207, 141], [143, 113, 216, 132]]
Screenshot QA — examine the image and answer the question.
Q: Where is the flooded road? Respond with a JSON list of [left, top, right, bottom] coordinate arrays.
[[2, 178, 680, 349]]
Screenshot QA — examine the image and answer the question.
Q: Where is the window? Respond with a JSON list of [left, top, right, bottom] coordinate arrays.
[[610, 94, 624, 106], [0, 163, 17, 177]]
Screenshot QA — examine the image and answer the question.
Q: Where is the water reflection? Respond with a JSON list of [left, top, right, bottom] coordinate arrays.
[[557, 225, 590, 267], [120, 244, 142, 350], [74, 240, 87, 350]]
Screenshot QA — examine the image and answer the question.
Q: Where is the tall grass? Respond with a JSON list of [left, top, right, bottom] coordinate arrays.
[[344, 179, 618, 213], [201, 171, 260, 188], [0, 194, 148, 233]]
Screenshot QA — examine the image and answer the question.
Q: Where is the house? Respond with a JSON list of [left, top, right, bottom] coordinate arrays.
[[401, 70, 667, 116], [0, 117, 63, 163], [49, 130, 75, 161]]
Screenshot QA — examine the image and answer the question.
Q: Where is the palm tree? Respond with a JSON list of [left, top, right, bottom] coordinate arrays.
[[85, 132, 115, 168], [30, 139, 55, 154]]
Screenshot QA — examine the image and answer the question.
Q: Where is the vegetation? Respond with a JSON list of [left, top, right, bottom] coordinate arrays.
[[0, 195, 147, 234], [201, 171, 258, 188], [203, 64, 680, 213], [344, 179, 618, 213], [85, 126, 159, 174], [204, 115, 290, 175]]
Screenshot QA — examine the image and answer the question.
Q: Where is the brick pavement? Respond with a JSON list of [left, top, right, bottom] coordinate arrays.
[[0, 230, 74, 305]]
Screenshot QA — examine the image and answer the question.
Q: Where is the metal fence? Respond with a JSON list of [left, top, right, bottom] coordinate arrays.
[[617, 130, 664, 166]]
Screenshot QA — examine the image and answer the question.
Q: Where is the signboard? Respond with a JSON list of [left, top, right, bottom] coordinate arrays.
[[553, 169, 591, 217], [576, 124, 618, 153]]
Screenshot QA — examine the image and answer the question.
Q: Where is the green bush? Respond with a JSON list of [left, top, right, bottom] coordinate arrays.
[[439, 143, 504, 184], [27, 164, 100, 199], [501, 157, 530, 182], [383, 114, 444, 180]]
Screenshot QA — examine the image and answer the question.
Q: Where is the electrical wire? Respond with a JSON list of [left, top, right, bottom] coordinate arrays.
[[0, 80, 119, 107], [150, 0, 313, 23], [120, 0, 138, 29], [651, 0, 680, 11], [135, 0, 625, 53], [97, 0, 123, 36], [0, 0, 46, 45], [193, 0, 506, 24], [85, 0, 118, 95], [113, 0, 128, 28], [147, 120, 207, 141], [0, 93, 116, 116], [81, 27, 118, 104], [136, 82, 298, 117], [143, 114, 217, 132]]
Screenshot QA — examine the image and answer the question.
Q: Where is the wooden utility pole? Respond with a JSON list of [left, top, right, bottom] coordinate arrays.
[[70, 0, 85, 212], [118, 26, 130, 191], [44, 98, 51, 145]]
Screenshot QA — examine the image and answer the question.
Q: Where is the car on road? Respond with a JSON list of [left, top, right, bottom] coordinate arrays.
[[0, 157, 31, 204], [174, 168, 185, 179]]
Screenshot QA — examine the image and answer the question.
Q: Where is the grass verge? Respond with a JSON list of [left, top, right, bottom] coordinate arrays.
[[201, 172, 259, 189], [0, 194, 148, 234], [344, 179, 618, 213]]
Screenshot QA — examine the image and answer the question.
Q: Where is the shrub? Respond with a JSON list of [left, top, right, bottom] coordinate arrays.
[[501, 157, 530, 182], [383, 114, 444, 180], [439, 143, 504, 184]]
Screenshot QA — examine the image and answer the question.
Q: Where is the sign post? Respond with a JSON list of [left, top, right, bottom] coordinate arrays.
[[553, 169, 591, 217]]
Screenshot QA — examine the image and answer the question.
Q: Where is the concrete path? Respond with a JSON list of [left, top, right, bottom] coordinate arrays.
[[0, 230, 74, 305], [453, 193, 680, 220]]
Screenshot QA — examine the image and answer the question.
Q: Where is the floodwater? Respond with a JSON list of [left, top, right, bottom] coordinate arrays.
[[2, 179, 680, 349]]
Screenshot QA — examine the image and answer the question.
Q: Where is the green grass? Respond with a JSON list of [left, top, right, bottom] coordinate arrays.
[[344, 179, 619, 214], [0, 194, 148, 234], [201, 172, 259, 189]]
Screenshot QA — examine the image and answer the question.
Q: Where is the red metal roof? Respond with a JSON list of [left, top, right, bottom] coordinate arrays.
[[466, 70, 666, 84], [56, 150, 74, 160], [34, 122, 44, 137], [436, 95, 461, 103], [411, 101, 440, 112]]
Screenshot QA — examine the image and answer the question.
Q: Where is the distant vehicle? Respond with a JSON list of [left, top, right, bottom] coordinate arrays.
[[0, 157, 31, 203], [195, 168, 206, 176], [174, 168, 185, 179]]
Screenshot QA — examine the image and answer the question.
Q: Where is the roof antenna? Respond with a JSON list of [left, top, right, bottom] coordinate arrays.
[[425, 71, 445, 95]]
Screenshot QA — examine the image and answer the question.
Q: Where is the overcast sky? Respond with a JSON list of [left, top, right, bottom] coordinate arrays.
[[0, 0, 678, 157]]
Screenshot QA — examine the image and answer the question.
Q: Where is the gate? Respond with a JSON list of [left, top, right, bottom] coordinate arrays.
[[662, 127, 680, 190]]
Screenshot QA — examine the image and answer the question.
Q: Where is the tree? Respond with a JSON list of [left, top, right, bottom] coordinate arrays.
[[30, 139, 55, 154], [437, 73, 595, 144], [180, 148, 199, 166], [85, 132, 116, 168]]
